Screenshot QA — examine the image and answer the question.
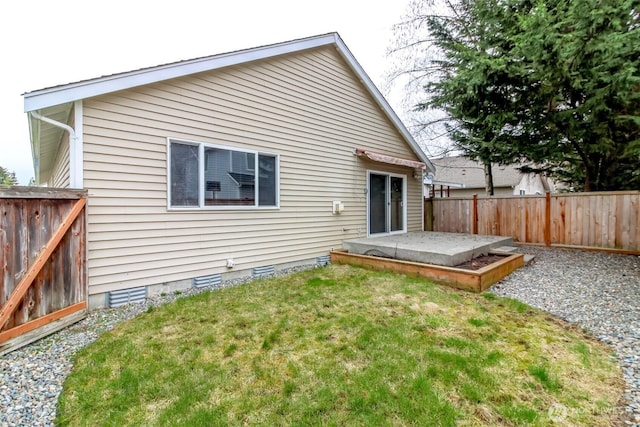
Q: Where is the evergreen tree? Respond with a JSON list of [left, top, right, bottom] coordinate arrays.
[[512, 0, 640, 191], [417, 0, 532, 194], [392, 0, 640, 191], [0, 166, 18, 185]]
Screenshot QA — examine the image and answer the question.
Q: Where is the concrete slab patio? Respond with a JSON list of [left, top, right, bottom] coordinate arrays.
[[343, 231, 514, 267]]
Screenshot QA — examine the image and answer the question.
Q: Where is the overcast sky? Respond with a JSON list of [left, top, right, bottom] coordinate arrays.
[[0, 0, 413, 184]]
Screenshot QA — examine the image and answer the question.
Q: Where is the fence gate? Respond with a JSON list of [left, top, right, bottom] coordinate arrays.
[[0, 187, 87, 355]]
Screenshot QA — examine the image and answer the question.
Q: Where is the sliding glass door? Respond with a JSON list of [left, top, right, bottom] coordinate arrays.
[[368, 172, 406, 235]]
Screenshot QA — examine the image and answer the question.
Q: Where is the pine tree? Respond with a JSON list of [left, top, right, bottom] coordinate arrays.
[[511, 0, 640, 190], [392, 0, 640, 191], [0, 166, 18, 185]]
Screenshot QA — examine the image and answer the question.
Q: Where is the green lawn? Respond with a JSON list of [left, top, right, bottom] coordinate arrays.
[[58, 265, 622, 426]]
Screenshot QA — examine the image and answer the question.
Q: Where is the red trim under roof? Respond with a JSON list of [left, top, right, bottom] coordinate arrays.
[[355, 148, 426, 170]]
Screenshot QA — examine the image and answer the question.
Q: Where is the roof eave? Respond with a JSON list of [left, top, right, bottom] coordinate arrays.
[[332, 36, 435, 174], [23, 33, 339, 113], [23, 32, 435, 176], [428, 180, 465, 188]]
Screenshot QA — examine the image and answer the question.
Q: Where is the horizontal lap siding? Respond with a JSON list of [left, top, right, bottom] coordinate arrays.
[[435, 187, 513, 199], [83, 46, 423, 294], [48, 133, 71, 188]]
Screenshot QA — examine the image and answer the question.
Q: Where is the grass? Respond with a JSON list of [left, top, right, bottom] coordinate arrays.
[[57, 265, 623, 426]]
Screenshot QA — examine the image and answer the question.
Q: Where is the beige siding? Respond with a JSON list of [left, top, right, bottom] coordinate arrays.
[[83, 46, 424, 294], [48, 133, 71, 188]]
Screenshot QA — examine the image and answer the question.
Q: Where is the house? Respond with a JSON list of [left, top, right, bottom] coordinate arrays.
[[23, 33, 435, 308], [424, 156, 554, 198]]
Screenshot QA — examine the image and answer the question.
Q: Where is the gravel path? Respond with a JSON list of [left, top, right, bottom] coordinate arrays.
[[1, 248, 639, 426], [490, 246, 640, 426]]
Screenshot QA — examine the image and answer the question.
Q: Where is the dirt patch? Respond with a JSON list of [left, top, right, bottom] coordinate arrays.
[[455, 254, 508, 270]]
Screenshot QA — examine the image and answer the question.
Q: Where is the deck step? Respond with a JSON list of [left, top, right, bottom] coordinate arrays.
[[492, 245, 535, 264], [493, 246, 520, 253]]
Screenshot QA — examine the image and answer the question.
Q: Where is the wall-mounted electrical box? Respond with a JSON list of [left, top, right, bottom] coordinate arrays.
[[332, 200, 345, 214]]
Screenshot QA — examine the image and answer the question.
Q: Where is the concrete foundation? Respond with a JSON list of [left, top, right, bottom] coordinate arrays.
[[343, 232, 514, 267], [86, 255, 325, 310], [147, 279, 192, 298], [88, 293, 108, 310]]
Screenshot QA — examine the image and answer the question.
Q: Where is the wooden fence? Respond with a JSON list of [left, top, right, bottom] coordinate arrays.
[[426, 191, 640, 253], [0, 187, 87, 354]]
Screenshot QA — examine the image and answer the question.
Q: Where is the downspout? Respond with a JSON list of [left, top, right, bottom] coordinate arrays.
[[29, 110, 81, 188]]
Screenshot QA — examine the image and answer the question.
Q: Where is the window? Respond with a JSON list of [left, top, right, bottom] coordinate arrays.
[[170, 143, 199, 207], [169, 139, 278, 209]]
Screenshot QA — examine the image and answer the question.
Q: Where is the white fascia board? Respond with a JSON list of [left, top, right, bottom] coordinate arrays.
[[429, 180, 466, 188], [24, 34, 338, 113], [332, 36, 436, 175], [23, 32, 435, 175]]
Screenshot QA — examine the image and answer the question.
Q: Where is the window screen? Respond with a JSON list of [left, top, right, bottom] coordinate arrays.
[[258, 154, 277, 206], [170, 143, 199, 206]]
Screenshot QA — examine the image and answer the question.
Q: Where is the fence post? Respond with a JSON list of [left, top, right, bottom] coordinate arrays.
[[544, 192, 551, 246], [472, 194, 478, 235], [424, 198, 434, 231]]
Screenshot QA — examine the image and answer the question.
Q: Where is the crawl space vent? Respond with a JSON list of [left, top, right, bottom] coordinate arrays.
[[109, 286, 146, 308], [192, 274, 222, 289], [253, 265, 275, 278], [316, 255, 331, 266]]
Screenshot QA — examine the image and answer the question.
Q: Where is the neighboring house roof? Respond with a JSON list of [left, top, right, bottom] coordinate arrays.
[[428, 156, 522, 189], [23, 32, 434, 183]]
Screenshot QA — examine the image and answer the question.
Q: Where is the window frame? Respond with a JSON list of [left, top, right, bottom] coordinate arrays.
[[366, 169, 408, 236], [167, 138, 280, 211]]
